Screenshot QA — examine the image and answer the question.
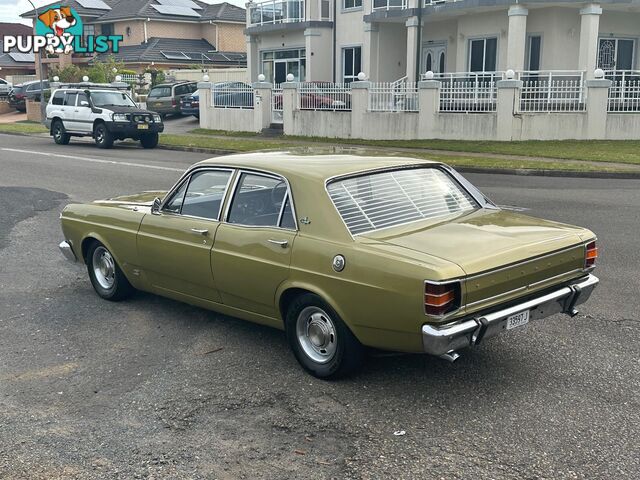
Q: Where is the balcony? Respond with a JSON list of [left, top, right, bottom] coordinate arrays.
[[249, 0, 306, 27]]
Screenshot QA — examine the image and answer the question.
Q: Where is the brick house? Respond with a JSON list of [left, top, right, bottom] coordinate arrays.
[[20, 0, 247, 76]]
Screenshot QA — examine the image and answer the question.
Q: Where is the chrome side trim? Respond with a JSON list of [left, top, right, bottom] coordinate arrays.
[[422, 274, 599, 356], [59, 241, 77, 262]]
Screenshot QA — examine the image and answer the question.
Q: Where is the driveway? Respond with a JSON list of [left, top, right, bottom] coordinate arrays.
[[0, 134, 638, 479]]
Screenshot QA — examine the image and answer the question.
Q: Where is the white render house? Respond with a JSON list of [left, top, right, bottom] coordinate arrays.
[[244, 0, 639, 84]]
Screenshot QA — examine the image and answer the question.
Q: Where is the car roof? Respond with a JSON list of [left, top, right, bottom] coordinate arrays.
[[195, 152, 439, 183]]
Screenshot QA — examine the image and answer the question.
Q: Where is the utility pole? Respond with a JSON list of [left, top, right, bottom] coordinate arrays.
[[27, 0, 46, 124]]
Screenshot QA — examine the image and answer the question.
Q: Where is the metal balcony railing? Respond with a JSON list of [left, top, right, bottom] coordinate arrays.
[[517, 70, 586, 113], [372, 0, 407, 10], [249, 0, 305, 26], [605, 70, 640, 112]]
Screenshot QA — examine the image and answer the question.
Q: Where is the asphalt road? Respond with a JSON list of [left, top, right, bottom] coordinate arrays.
[[1, 134, 638, 479]]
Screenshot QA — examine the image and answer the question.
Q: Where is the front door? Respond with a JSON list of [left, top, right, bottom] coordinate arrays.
[[422, 42, 446, 74], [274, 61, 287, 84], [137, 168, 234, 302], [212, 171, 297, 317], [74, 92, 94, 134]]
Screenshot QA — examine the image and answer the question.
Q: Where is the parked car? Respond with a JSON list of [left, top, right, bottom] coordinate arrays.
[[58, 153, 599, 378], [212, 81, 253, 108], [179, 92, 199, 118], [299, 82, 352, 110], [147, 81, 197, 117], [0, 77, 12, 97], [9, 80, 50, 111], [46, 85, 164, 149]]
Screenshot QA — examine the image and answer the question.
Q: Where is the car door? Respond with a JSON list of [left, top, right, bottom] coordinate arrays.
[[137, 168, 234, 302], [212, 171, 298, 317], [61, 92, 78, 131], [74, 92, 94, 133]]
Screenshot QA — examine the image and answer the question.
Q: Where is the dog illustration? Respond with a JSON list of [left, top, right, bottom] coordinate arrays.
[[38, 7, 77, 37]]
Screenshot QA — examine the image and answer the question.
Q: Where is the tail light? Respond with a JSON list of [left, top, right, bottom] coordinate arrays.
[[585, 240, 598, 269], [425, 280, 461, 317], [172, 99, 177, 107]]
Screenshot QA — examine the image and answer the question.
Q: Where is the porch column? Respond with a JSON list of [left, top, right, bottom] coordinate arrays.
[[363, 23, 380, 82], [506, 6, 528, 72], [406, 16, 422, 82], [246, 36, 259, 83], [578, 4, 602, 79]]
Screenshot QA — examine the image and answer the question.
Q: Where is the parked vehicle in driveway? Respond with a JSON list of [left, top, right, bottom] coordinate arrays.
[[9, 80, 50, 111], [59, 153, 599, 378], [179, 92, 199, 118], [0, 77, 12, 97], [46, 85, 164, 149], [212, 81, 253, 108], [147, 81, 197, 117]]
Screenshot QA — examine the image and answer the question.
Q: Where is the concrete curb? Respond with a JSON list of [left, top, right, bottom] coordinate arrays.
[[2, 131, 640, 180]]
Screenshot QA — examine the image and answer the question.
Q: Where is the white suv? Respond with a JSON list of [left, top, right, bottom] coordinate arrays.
[[45, 86, 164, 149]]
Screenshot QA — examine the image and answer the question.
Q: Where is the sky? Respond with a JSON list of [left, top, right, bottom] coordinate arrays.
[[0, 0, 246, 25]]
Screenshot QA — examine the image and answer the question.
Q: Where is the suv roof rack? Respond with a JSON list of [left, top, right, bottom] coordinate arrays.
[[57, 82, 131, 91]]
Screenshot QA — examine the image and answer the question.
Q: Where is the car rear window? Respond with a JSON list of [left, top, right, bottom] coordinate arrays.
[[327, 167, 478, 235], [148, 87, 171, 98]]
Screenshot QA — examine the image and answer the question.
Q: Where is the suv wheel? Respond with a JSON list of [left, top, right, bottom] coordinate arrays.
[[140, 132, 159, 149], [94, 123, 113, 149], [52, 120, 71, 145]]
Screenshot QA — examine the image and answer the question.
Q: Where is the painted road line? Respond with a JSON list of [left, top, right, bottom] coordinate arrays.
[[0, 148, 185, 173]]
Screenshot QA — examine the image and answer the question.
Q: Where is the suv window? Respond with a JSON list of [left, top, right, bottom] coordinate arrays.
[[64, 92, 78, 106], [52, 91, 64, 105], [148, 87, 171, 98], [175, 84, 189, 96], [228, 173, 289, 227], [182, 170, 233, 220], [77, 92, 89, 106]]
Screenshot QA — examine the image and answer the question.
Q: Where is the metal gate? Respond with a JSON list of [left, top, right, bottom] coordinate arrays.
[[271, 84, 283, 124]]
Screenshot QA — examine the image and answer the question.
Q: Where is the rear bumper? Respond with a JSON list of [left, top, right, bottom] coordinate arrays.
[[59, 240, 77, 262], [180, 107, 199, 116], [422, 274, 599, 356]]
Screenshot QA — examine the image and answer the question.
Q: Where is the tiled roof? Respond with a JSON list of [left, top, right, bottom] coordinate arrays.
[[0, 22, 33, 36], [21, 0, 244, 23], [93, 37, 247, 66], [0, 40, 35, 69]]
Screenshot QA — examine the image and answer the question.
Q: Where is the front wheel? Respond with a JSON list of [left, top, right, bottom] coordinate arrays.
[[52, 120, 71, 145], [285, 293, 365, 379], [94, 123, 113, 149], [86, 241, 134, 301], [140, 132, 159, 149]]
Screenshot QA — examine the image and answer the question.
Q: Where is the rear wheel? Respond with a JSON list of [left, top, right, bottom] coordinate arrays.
[[52, 120, 70, 145], [86, 241, 134, 301], [94, 123, 113, 149], [140, 132, 159, 149], [285, 293, 365, 379]]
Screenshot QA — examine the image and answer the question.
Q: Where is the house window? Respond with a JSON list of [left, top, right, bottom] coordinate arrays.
[[342, 46, 362, 84], [79, 24, 95, 49], [261, 49, 306, 84], [468, 37, 497, 72], [101, 23, 114, 36], [526, 35, 542, 71], [343, 0, 362, 9], [598, 38, 635, 70]]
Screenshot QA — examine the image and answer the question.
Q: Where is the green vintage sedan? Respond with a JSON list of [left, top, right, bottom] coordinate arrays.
[[59, 153, 599, 378]]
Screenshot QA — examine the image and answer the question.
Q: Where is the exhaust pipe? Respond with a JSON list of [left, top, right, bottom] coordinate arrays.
[[439, 351, 460, 363]]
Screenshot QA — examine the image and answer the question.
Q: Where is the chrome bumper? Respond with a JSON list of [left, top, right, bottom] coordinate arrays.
[[59, 241, 77, 262], [422, 274, 599, 356]]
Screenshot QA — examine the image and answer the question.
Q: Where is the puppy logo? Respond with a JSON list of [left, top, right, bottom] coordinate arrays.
[[35, 5, 82, 54], [38, 7, 77, 37]]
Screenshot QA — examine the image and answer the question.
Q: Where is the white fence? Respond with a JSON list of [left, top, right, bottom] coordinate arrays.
[[517, 71, 586, 113], [369, 81, 419, 112], [297, 82, 351, 111], [435, 72, 500, 113], [212, 84, 254, 109], [606, 70, 640, 113], [272, 83, 283, 123]]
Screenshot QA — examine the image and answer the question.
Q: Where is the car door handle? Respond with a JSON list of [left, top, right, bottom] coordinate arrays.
[[267, 239, 288, 248], [190, 228, 209, 235]]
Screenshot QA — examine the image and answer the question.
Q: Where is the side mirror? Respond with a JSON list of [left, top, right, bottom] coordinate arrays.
[[80, 100, 89, 107], [151, 197, 162, 215]]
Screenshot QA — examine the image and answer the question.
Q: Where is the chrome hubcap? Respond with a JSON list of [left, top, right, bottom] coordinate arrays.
[[96, 128, 104, 142], [92, 246, 115, 290], [54, 126, 61, 139], [296, 306, 337, 363]]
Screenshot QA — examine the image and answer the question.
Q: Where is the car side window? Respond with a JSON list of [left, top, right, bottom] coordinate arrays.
[[163, 180, 188, 214], [77, 92, 89, 107], [181, 170, 233, 220], [64, 93, 78, 106], [280, 196, 296, 229], [228, 173, 289, 227], [52, 91, 64, 105]]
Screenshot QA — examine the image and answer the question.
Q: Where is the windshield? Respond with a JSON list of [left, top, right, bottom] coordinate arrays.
[[327, 167, 479, 235], [90, 91, 137, 108]]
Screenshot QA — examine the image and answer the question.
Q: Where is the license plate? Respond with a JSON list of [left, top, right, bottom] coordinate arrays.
[[137, 124, 149, 130], [506, 310, 530, 330], [154, 103, 162, 107], [183, 103, 191, 107]]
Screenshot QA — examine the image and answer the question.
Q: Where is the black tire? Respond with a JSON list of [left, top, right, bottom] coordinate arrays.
[[52, 120, 71, 145], [86, 241, 134, 301], [285, 293, 365, 379], [93, 122, 113, 149], [140, 132, 159, 149]]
